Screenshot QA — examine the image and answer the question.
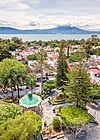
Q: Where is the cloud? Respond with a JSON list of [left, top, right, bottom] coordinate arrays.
[[0, 0, 100, 30], [0, 0, 29, 11], [28, 22, 38, 27]]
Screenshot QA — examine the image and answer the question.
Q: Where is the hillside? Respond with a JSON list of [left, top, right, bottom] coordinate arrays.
[[0, 26, 100, 34]]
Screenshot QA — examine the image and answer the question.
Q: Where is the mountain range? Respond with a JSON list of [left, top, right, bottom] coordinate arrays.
[[0, 26, 100, 34]]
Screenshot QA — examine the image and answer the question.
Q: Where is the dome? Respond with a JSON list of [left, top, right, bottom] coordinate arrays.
[[19, 92, 42, 109]]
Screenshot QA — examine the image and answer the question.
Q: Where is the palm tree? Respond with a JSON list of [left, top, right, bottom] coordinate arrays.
[[1, 67, 17, 101], [16, 75, 22, 99], [16, 69, 26, 99], [28, 48, 55, 94], [36, 48, 47, 94], [0, 59, 26, 101], [26, 73, 37, 91]]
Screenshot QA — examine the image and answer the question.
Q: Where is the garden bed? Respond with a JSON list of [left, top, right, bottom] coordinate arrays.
[[42, 124, 64, 139], [50, 92, 74, 104]]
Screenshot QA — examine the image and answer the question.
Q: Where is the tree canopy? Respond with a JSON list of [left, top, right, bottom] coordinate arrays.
[[69, 51, 88, 62], [0, 103, 21, 125], [0, 110, 42, 140], [0, 45, 12, 61], [60, 106, 93, 132], [65, 62, 92, 108]]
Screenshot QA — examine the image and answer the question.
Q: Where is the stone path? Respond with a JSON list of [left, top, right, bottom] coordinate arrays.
[[41, 98, 55, 127]]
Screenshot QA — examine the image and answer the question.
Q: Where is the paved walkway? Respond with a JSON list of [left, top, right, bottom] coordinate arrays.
[[86, 104, 100, 140], [42, 99, 55, 127]]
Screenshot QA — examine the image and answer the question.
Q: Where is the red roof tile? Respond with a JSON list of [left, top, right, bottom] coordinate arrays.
[[90, 69, 100, 74], [68, 63, 73, 70]]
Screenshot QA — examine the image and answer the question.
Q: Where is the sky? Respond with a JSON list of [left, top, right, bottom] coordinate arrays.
[[0, 0, 100, 30]]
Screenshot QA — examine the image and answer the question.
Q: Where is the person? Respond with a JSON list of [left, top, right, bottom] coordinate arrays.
[[94, 111, 96, 119], [48, 98, 51, 104], [53, 108, 55, 113], [44, 121, 47, 127]]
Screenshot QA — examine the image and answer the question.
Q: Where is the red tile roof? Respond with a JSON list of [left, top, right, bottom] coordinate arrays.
[[90, 69, 100, 74], [50, 55, 58, 60], [68, 63, 73, 70]]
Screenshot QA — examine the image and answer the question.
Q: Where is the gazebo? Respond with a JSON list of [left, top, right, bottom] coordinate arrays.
[[19, 91, 43, 115]]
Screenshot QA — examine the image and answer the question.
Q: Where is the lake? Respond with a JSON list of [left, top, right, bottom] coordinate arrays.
[[0, 34, 100, 42]]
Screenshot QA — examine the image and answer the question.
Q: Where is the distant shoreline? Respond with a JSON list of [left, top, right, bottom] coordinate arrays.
[[1, 34, 100, 41]]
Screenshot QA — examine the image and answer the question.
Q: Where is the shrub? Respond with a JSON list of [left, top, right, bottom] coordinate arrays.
[[27, 54, 37, 60], [43, 80, 57, 93], [59, 106, 63, 113], [54, 99, 66, 102], [52, 116, 61, 129], [2, 98, 13, 103]]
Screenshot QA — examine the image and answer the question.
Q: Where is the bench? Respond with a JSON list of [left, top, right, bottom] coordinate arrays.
[[57, 134, 64, 139], [50, 135, 56, 138], [43, 137, 48, 140], [57, 132, 64, 139], [57, 132, 64, 136]]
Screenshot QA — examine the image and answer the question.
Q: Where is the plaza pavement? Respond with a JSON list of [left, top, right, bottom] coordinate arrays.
[[86, 104, 100, 140]]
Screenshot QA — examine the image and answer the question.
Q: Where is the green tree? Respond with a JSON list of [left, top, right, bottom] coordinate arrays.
[[43, 80, 56, 93], [7, 43, 16, 51], [0, 110, 42, 140], [60, 106, 93, 135], [27, 54, 37, 60], [52, 116, 61, 129], [16, 66, 26, 98], [0, 45, 12, 61], [56, 43, 68, 88], [11, 37, 23, 44], [36, 48, 47, 93], [88, 35, 100, 42], [86, 48, 100, 56], [69, 51, 88, 62], [0, 59, 26, 100], [66, 62, 92, 108], [26, 73, 37, 91]]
